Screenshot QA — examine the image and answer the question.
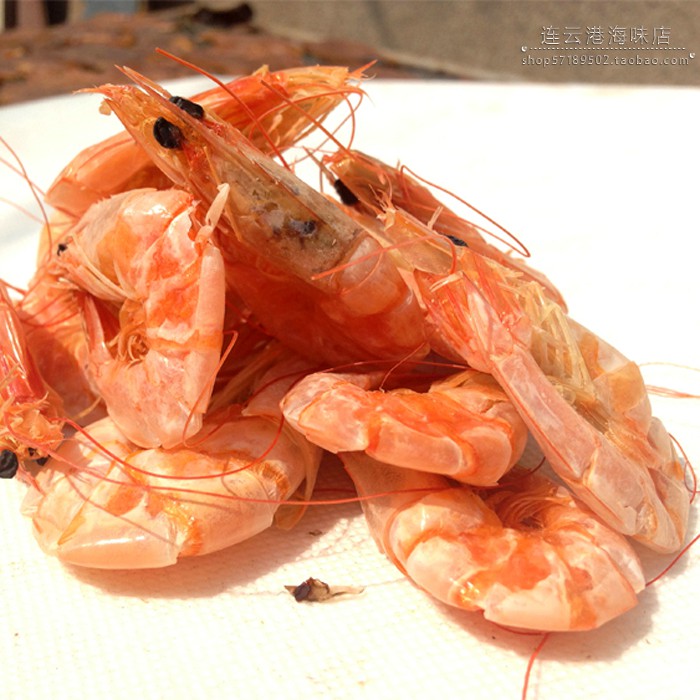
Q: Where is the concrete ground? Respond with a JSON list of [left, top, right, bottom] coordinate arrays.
[[249, 0, 700, 86]]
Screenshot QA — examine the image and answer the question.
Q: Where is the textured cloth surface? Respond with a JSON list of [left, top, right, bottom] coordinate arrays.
[[1, 81, 698, 700]]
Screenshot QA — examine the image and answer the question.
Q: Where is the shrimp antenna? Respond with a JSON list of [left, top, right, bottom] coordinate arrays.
[[398, 163, 531, 258], [258, 74, 364, 160], [0, 137, 53, 267]]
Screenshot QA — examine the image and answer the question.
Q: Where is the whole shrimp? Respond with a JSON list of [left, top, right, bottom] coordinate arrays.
[[87, 72, 430, 365], [54, 187, 227, 448], [22, 352, 322, 568], [46, 64, 364, 221], [373, 207, 690, 553], [341, 452, 645, 631]]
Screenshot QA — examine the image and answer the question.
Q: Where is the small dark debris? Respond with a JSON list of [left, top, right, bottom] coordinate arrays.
[[285, 577, 364, 603], [169, 95, 205, 120], [0, 449, 19, 479], [153, 117, 183, 149], [288, 219, 317, 237]]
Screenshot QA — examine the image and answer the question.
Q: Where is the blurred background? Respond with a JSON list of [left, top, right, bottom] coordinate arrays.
[[1, 0, 699, 104]]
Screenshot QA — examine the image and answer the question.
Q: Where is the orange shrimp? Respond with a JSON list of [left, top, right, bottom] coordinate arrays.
[[22, 353, 322, 568], [281, 368, 527, 486], [15, 261, 101, 424], [54, 187, 226, 448], [45, 65, 364, 221], [0, 280, 65, 472], [89, 72, 430, 365], [324, 149, 567, 308], [373, 207, 689, 553], [342, 452, 645, 631]]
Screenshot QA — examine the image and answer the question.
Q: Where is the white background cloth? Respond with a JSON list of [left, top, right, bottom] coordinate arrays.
[[1, 79, 699, 700]]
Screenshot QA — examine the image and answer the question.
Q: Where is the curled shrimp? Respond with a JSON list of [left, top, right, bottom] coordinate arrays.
[[22, 354, 322, 568], [45, 64, 365, 221], [342, 452, 645, 631], [90, 72, 429, 364], [281, 367, 527, 486], [0, 280, 65, 470], [374, 207, 689, 553], [55, 187, 226, 448]]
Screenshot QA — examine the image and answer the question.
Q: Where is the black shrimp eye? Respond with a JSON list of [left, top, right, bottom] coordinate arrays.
[[56, 242, 68, 255], [0, 449, 19, 479], [153, 117, 183, 149], [169, 96, 205, 120], [333, 179, 359, 206], [444, 233, 469, 248]]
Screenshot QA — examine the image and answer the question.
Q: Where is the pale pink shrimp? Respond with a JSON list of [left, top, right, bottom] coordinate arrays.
[[0, 280, 65, 471], [281, 368, 527, 486], [89, 73, 430, 365], [324, 149, 567, 308], [374, 207, 689, 553], [45, 64, 364, 221], [22, 354, 322, 568], [341, 452, 645, 631], [55, 187, 226, 448]]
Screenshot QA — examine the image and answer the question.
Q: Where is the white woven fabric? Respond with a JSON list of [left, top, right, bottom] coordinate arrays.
[[1, 80, 698, 700]]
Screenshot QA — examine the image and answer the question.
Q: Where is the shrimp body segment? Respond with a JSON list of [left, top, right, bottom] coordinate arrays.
[[56, 188, 226, 448], [23, 399, 321, 569], [282, 369, 527, 486], [342, 453, 645, 631]]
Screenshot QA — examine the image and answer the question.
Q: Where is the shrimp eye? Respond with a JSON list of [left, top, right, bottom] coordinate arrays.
[[56, 242, 68, 255], [169, 96, 205, 120], [333, 179, 359, 206], [0, 449, 19, 479], [153, 117, 183, 149], [444, 234, 469, 248]]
